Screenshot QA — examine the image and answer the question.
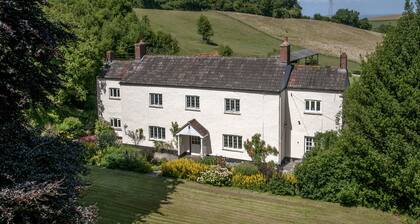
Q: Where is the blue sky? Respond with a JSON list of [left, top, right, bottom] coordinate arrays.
[[299, 0, 407, 17]]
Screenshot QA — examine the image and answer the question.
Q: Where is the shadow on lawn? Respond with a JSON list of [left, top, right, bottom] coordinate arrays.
[[133, 177, 181, 223], [82, 167, 181, 224]]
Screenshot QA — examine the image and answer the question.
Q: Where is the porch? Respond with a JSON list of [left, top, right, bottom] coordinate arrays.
[[176, 119, 211, 158]]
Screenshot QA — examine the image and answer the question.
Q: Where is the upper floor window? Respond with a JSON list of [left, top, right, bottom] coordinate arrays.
[[150, 93, 162, 107], [225, 98, 240, 114], [149, 126, 165, 140], [223, 135, 242, 150], [186, 95, 200, 110], [304, 136, 315, 153], [109, 88, 120, 99], [305, 100, 321, 113], [110, 118, 121, 128]]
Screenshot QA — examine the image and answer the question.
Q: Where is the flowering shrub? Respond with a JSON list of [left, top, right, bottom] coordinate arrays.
[[161, 159, 209, 180], [197, 166, 232, 186], [267, 173, 297, 196], [232, 173, 266, 191]]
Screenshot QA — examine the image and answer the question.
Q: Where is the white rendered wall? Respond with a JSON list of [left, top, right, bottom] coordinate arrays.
[[285, 90, 343, 159], [98, 79, 123, 137], [119, 85, 282, 163]]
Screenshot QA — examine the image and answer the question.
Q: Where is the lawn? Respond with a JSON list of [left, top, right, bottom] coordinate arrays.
[[135, 9, 363, 71], [82, 167, 402, 224]]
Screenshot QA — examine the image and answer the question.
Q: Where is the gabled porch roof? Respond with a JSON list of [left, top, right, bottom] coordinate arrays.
[[176, 119, 209, 138]]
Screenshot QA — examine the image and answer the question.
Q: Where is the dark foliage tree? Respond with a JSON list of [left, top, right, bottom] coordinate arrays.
[[0, 0, 96, 222], [331, 9, 371, 30], [295, 8, 420, 218]]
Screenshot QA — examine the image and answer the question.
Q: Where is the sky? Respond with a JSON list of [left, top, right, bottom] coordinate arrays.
[[299, 0, 407, 17]]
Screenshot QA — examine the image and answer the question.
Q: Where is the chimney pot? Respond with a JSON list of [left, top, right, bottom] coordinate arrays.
[[340, 52, 348, 70], [135, 40, 146, 60], [280, 36, 290, 64], [106, 50, 114, 62]]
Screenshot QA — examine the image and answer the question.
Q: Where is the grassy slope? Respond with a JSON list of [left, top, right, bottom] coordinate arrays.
[[220, 11, 383, 63], [82, 167, 402, 224], [135, 9, 362, 71]]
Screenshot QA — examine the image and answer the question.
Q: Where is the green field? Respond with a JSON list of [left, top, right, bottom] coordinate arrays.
[[369, 20, 398, 29], [135, 9, 363, 71], [82, 167, 402, 224]]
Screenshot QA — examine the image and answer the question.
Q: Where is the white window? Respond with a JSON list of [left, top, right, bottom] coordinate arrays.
[[186, 95, 200, 110], [150, 93, 162, 107], [305, 100, 321, 113], [223, 135, 242, 150], [191, 136, 201, 145], [149, 126, 165, 140], [109, 88, 120, 98], [304, 136, 315, 153], [225, 98, 240, 113], [110, 118, 121, 128]]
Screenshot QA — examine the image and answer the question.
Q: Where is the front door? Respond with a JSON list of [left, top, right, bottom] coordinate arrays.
[[190, 136, 201, 155]]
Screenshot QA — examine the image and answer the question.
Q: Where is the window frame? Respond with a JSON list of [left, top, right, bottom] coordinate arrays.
[[110, 117, 121, 129], [185, 95, 200, 111], [304, 99, 321, 114], [304, 136, 315, 153], [191, 136, 201, 145], [149, 93, 163, 108], [109, 88, 120, 99], [149, 126, 166, 140], [224, 98, 240, 114], [222, 134, 243, 151]]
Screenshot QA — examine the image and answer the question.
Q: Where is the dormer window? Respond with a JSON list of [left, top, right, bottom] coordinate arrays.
[[109, 88, 120, 99], [305, 99, 321, 114]]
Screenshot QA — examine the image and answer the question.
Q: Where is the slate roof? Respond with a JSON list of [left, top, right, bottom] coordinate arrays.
[[103, 55, 347, 93], [288, 65, 349, 91], [120, 56, 291, 93], [178, 119, 209, 137]]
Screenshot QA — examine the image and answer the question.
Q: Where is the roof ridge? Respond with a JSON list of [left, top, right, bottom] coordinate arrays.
[[143, 55, 278, 60]]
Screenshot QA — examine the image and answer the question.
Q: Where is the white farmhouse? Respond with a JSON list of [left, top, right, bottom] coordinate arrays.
[[97, 38, 348, 164]]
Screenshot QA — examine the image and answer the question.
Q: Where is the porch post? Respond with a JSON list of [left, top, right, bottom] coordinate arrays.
[[177, 135, 180, 156], [200, 137, 203, 158]]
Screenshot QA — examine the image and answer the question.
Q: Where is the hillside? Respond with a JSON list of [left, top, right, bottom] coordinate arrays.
[[370, 14, 401, 21], [135, 9, 383, 70]]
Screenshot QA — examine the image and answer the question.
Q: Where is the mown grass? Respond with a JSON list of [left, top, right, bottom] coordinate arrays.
[[135, 9, 362, 71], [82, 167, 402, 224]]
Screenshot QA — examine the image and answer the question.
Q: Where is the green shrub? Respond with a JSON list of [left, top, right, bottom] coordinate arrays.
[[95, 119, 118, 149], [161, 158, 209, 180], [232, 173, 266, 191], [267, 173, 297, 196], [232, 162, 259, 176], [337, 183, 360, 207], [57, 117, 84, 139], [218, 45, 233, 56], [197, 166, 232, 186], [90, 145, 152, 173]]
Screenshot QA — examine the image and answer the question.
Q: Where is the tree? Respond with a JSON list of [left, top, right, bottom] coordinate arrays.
[[295, 7, 420, 218], [244, 134, 278, 166], [170, 121, 180, 148], [126, 128, 145, 146], [218, 45, 233, 56], [332, 9, 361, 27], [197, 15, 214, 43]]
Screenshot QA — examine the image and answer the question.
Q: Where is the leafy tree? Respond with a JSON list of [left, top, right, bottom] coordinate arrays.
[[244, 134, 278, 166], [218, 45, 233, 56], [332, 9, 361, 27], [57, 116, 84, 139], [296, 7, 420, 218], [170, 121, 180, 148], [197, 15, 214, 43], [313, 13, 331, 21], [95, 119, 118, 149]]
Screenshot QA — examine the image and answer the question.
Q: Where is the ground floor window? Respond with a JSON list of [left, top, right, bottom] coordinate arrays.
[[149, 126, 165, 140], [110, 118, 121, 128], [223, 135, 242, 150], [304, 136, 315, 153], [191, 136, 201, 145]]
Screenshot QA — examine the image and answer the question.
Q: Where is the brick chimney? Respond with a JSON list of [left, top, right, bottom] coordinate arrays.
[[135, 40, 146, 60], [106, 50, 114, 62], [339, 52, 348, 70], [280, 37, 291, 64]]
